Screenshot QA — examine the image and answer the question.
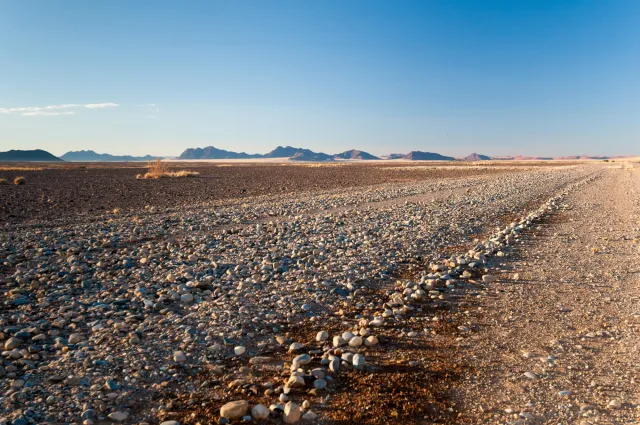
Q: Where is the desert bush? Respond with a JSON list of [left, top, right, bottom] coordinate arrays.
[[145, 158, 167, 178], [14, 176, 26, 185]]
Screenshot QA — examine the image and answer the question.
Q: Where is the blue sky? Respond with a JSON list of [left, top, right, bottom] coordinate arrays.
[[1, 0, 638, 157]]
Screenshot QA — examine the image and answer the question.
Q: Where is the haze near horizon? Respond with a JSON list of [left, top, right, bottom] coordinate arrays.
[[1, 0, 638, 157]]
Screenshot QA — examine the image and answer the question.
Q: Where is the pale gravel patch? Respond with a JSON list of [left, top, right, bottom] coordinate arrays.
[[446, 164, 640, 424]]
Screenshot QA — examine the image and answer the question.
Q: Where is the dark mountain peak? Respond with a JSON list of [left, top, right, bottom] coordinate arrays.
[[461, 153, 491, 161], [288, 150, 334, 162], [334, 149, 379, 160], [177, 146, 260, 160], [264, 146, 302, 158], [403, 151, 455, 161], [0, 149, 62, 162]]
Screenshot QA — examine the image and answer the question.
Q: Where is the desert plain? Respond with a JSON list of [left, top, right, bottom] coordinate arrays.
[[0, 159, 639, 424]]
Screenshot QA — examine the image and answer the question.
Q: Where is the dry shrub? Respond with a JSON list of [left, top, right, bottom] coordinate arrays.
[[165, 170, 200, 178], [146, 158, 167, 178], [139, 159, 199, 179], [0, 178, 9, 185], [14, 176, 26, 185]]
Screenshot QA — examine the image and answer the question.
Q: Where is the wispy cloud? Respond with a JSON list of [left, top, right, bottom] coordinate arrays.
[[0, 102, 119, 116], [85, 103, 119, 109], [22, 111, 76, 117]]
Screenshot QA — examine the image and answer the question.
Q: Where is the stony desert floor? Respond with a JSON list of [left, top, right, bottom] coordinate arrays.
[[0, 161, 638, 425]]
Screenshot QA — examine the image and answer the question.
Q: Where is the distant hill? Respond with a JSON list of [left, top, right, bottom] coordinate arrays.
[[61, 150, 157, 162], [403, 151, 455, 161], [334, 150, 379, 160], [263, 146, 304, 158], [177, 146, 260, 160], [288, 149, 334, 162], [264, 146, 335, 161], [460, 153, 491, 161], [0, 149, 62, 162]]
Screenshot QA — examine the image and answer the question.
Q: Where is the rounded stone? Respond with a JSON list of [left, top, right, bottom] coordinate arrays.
[[220, 400, 249, 420], [251, 404, 270, 420]]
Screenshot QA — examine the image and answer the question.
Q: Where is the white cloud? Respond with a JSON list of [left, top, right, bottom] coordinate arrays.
[[0, 102, 119, 116], [45, 104, 81, 110], [22, 111, 76, 117], [84, 103, 119, 109]]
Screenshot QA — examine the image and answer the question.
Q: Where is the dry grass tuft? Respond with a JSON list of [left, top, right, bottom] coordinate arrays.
[[138, 159, 200, 179], [165, 170, 200, 178], [14, 176, 26, 185]]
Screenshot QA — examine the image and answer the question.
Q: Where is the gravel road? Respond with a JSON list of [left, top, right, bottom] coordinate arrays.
[[441, 162, 640, 424], [0, 162, 637, 425]]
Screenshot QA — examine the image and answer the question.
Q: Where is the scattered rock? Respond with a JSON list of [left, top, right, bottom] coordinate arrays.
[[220, 400, 249, 420]]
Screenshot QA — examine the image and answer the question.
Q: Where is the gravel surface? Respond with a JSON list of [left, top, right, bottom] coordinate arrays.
[[1, 161, 637, 425], [0, 162, 519, 224]]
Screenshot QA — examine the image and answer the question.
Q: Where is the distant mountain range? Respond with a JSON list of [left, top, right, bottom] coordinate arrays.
[[1, 147, 625, 163], [175, 146, 627, 162], [0, 149, 62, 162], [177, 145, 375, 161], [61, 150, 158, 162], [177, 145, 472, 161]]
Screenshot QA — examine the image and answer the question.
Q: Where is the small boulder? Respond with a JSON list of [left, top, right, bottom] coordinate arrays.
[[220, 400, 249, 419]]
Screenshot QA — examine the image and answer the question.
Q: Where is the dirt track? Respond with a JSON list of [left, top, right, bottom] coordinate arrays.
[[431, 163, 640, 424]]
